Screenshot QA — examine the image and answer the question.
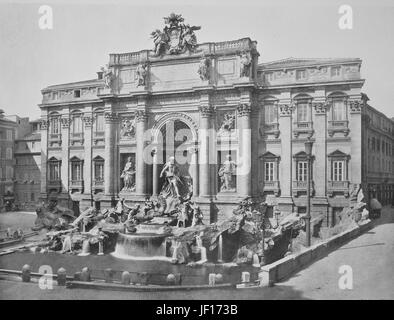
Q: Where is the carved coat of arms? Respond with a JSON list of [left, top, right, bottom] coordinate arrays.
[[150, 13, 201, 56]]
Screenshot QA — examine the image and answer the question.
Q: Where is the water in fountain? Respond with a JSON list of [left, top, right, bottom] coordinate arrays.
[[78, 239, 90, 256], [252, 253, 260, 267], [112, 223, 171, 261], [61, 235, 72, 253], [195, 235, 207, 264], [217, 234, 223, 263], [171, 240, 181, 262]]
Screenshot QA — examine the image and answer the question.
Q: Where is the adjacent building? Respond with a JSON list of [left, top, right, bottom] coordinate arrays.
[[13, 119, 41, 210], [38, 15, 394, 223], [0, 109, 17, 209]]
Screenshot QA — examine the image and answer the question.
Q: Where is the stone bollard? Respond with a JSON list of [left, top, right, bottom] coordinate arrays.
[[74, 271, 82, 281], [57, 267, 67, 286], [80, 267, 91, 282], [215, 273, 223, 284], [241, 271, 250, 284], [208, 273, 216, 286], [104, 268, 114, 283], [121, 271, 131, 285], [174, 273, 182, 285], [166, 273, 176, 285], [21, 264, 31, 282], [258, 271, 270, 287]]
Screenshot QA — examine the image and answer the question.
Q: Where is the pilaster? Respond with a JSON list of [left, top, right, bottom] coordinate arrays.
[[104, 109, 119, 195], [83, 109, 93, 197]]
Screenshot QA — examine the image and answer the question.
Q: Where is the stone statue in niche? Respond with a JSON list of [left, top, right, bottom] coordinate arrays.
[[120, 118, 136, 139], [218, 112, 235, 134], [120, 156, 136, 191], [218, 155, 237, 192], [135, 63, 148, 87], [197, 55, 210, 81], [160, 156, 183, 199], [240, 51, 252, 77], [101, 65, 114, 89]]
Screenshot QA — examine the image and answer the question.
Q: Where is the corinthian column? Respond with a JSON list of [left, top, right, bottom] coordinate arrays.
[[83, 113, 93, 196], [198, 105, 214, 198], [189, 146, 199, 198], [236, 103, 252, 198], [60, 116, 70, 193], [135, 109, 148, 196], [40, 118, 48, 196], [104, 111, 118, 195], [151, 148, 159, 197]]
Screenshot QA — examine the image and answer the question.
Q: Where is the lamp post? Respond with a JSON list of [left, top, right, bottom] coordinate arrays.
[[304, 139, 314, 247]]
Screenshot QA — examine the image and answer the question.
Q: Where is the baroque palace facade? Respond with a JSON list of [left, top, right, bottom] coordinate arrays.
[[39, 14, 394, 222]]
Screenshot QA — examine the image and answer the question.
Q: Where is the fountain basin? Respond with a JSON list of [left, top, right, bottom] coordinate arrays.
[[112, 232, 170, 261]]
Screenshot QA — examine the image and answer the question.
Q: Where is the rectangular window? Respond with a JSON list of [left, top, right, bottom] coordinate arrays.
[[264, 105, 277, 124], [95, 113, 104, 132], [331, 66, 341, 77], [332, 100, 346, 121], [264, 162, 275, 181], [94, 161, 104, 181], [71, 161, 82, 181], [332, 161, 345, 181], [296, 69, 306, 80], [72, 116, 82, 134], [31, 193, 35, 201], [49, 162, 60, 180], [74, 90, 81, 98], [265, 72, 274, 82], [6, 147, 12, 160], [6, 130, 13, 140], [50, 117, 60, 134], [297, 103, 309, 122], [6, 166, 13, 180], [297, 161, 308, 181]]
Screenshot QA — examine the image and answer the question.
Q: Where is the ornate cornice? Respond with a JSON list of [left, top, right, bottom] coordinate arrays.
[[278, 104, 295, 117], [188, 146, 199, 154], [83, 116, 93, 128], [313, 102, 329, 115], [61, 117, 70, 128], [237, 103, 251, 117], [198, 105, 215, 118], [104, 111, 119, 123], [135, 110, 148, 122], [349, 100, 363, 113], [40, 119, 49, 130]]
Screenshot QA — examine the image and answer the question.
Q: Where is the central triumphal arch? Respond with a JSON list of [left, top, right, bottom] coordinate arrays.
[[84, 14, 260, 222]]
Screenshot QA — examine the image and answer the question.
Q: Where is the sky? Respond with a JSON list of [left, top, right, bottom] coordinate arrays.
[[0, 0, 393, 120]]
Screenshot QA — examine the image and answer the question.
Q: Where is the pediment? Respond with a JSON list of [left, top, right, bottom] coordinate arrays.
[[328, 149, 350, 158], [260, 151, 280, 159]]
